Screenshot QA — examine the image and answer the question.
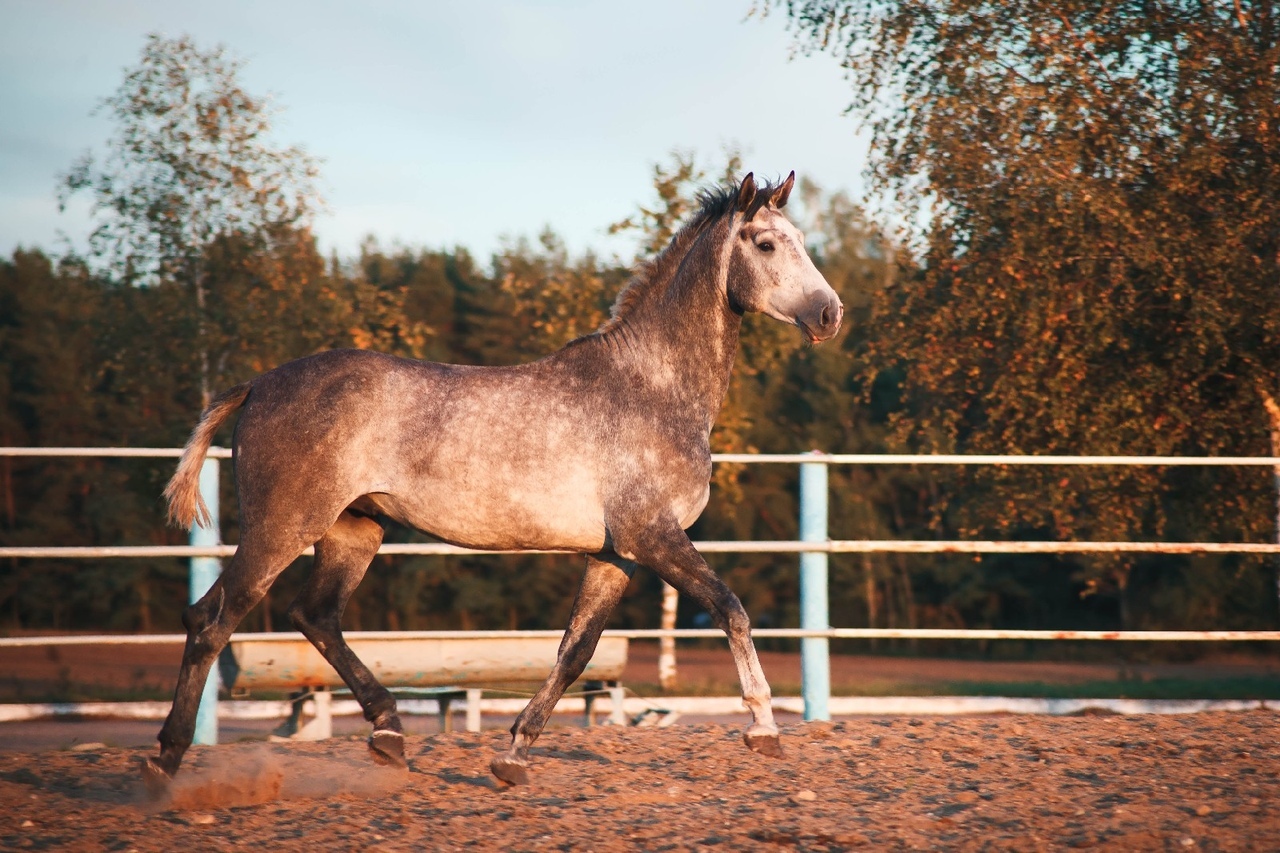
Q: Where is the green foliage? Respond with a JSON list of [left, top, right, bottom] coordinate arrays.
[[4, 23, 1278, 651], [776, 0, 1280, 628]]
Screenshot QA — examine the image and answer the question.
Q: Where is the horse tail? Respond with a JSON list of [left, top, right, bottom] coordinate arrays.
[[164, 382, 253, 530]]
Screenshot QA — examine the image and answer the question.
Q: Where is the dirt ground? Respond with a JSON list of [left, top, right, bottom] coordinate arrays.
[[3, 641, 1279, 849], [1, 712, 1277, 851]]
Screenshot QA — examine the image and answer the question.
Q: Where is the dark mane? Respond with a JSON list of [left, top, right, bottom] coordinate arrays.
[[593, 178, 772, 337]]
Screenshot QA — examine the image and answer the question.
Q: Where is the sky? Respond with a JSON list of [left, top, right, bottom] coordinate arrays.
[[1, 0, 869, 265]]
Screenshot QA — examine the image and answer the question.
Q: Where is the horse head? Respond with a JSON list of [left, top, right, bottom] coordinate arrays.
[[726, 171, 843, 343]]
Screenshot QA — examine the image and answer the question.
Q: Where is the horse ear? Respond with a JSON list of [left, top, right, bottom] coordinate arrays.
[[736, 173, 757, 213], [771, 171, 796, 209]]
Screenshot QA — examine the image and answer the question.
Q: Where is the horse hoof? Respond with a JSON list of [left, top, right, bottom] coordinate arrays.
[[368, 730, 408, 770], [490, 755, 530, 786], [139, 756, 173, 800], [744, 731, 784, 758]]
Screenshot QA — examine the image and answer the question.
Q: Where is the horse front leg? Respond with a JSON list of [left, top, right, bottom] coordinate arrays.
[[490, 552, 634, 785], [626, 524, 781, 757]]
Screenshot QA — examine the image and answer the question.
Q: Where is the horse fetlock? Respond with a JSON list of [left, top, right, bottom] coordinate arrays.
[[366, 699, 401, 731], [156, 719, 194, 758], [744, 698, 777, 734]]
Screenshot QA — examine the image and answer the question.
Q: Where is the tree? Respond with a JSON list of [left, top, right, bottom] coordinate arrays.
[[60, 33, 321, 406], [492, 229, 620, 351], [774, 1, 1280, 625]]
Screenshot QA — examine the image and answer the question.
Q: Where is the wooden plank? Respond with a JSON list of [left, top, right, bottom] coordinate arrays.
[[222, 636, 627, 691]]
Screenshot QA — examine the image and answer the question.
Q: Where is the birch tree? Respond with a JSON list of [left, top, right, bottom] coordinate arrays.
[[61, 33, 321, 407]]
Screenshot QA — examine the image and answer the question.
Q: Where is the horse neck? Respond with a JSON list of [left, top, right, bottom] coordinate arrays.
[[600, 224, 742, 423]]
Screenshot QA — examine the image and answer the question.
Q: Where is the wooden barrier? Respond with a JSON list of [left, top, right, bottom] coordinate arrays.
[[219, 633, 629, 738]]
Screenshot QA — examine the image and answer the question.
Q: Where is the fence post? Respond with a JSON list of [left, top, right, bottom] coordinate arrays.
[[190, 455, 221, 745], [799, 452, 831, 721]]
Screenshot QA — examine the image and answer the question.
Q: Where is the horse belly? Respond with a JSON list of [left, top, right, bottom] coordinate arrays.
[[380, 469, 608, 553]]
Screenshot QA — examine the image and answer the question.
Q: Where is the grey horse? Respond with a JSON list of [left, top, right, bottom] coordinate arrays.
[[147, 171, 842, 791]]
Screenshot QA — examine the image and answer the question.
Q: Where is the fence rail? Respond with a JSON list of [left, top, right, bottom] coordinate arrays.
[[7, 540, 1280, 559], [4, 446, 1280, 737], [3, 627, 1280, 648]]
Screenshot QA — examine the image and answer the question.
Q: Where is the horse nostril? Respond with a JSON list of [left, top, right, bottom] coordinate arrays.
[[820, 305, 831, 326]]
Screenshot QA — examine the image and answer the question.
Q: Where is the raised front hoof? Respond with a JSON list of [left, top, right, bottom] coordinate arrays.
[[744, 730, 784, 758], [139, 756, 173, 800], [367, 730, 408, 770], [490, 755, 530, 787]]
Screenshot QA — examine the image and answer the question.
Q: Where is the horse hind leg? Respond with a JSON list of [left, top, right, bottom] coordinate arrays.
[[491, 552, 634, 786], [286, 510, 406, 769], [143, 536, 301, 795]]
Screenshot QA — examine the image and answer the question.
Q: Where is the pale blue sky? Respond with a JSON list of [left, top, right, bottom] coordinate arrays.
[[1, 0, 868, 263]]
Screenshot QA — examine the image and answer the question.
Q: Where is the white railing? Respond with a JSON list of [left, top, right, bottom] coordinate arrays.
[[3, 446, 1280, 730], [6, 447, 1280, 560], [5, 445, 1280, 618]]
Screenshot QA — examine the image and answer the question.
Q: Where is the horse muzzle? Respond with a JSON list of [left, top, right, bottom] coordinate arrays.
[[797, 291, 843, 343]]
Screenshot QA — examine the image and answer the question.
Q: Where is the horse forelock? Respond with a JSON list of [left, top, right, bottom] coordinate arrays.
[[595, 176, 785, 337]]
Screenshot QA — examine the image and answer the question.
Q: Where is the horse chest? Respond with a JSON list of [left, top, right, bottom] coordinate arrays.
[[609, 443, 712, 529]]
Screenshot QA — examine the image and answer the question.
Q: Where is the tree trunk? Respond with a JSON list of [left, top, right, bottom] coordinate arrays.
[[138, 577, 151, 633], [862, 553, 878, 649], [1118, 571, 1131, 631], [3, 453, 14, 631], [658, 581, 679, 691], [897, 554, 917, 652], [193, 261, 211, 409], [2, 452, 14, 529]]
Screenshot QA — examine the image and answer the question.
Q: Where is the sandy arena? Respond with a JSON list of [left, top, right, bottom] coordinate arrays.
[[1, 711, 1277, 851]]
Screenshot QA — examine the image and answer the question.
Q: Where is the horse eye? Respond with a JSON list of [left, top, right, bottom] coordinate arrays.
[[758, 241, 774, 253]]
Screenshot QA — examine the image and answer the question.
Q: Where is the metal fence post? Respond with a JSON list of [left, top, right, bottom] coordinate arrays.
[[190, 455, 221, 745], [799, 453, 831, 721]]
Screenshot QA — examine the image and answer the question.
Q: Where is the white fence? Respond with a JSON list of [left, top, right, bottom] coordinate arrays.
[[5, 446, 1280, 636], [2, 447, 1280, 728]]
